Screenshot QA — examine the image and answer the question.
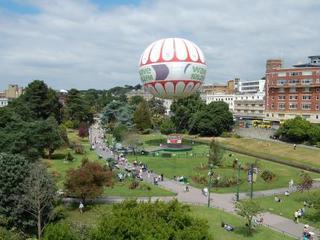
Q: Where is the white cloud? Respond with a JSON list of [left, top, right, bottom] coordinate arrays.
[[0, 0, 320, 90]]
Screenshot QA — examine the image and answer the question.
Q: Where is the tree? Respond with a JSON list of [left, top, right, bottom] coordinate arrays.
[[78, 122, 89, 138], [64, 89, 93, 128], [90, 200, 211, 240], [19, 80, 62, 122], [18, 164, 56, 239], [297, 172, 313, 192], [171, 94, 206, 132], [0, 227, 23, 240], [208, 140, 224, 167], [44, 222, 78, 240], [276, 116, 311, 143], [133, 100, 152, 131], [65, 160, 113, 203], [101, 100, 134, 128], [190, 101, 234, 136], [160, 118, 176, 135], [37, 117, 64, 159], [148, 98, 166, 115], [112, 123, 128, 142], [236, 200, 262, 234], [129, 95, 144, 107], [0, 153, 31, 230]]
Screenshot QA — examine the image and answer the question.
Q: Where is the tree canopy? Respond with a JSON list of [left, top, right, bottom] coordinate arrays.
[[90, 200, 211, 240]]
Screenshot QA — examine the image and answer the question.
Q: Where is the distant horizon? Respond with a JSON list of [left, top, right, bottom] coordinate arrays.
[[1, 0, 320, 90]]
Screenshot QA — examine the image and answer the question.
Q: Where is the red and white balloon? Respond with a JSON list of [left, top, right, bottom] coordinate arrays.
[[138, 38, 207, 99]]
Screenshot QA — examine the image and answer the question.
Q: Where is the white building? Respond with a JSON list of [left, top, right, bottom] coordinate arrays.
[[237, 79, 265, 94], [233, 92, 265, 119], [0, 98, 8, 107], [126, 89, 153, 101], [163, 99, 172, 116], [204, 93, 235, 112]]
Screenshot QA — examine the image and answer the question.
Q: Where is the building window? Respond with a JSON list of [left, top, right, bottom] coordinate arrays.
[[271, 104, 274, 109], [302, 71, 312, 76], [279, 87, 285, 93], [302, 103, 311, 110], [277, 80, 286, 85], [302, 95, 312, 100], [302, 115, 310, 119], [272, 96, 274, 100], [302, 79, 312, 85], [289, 79, 299, 85], [289, 87, 296, 93], [278, 95, 286, 100], [279, 114, 285, 117], [289, 95, 298, 100], [278, 103, 286, 109], [304, 87, 310, 92], [290, 72, 301, 76], [316, 105, 319, 110], [289, 103, 298, 109], [278, 72, 286, 77]]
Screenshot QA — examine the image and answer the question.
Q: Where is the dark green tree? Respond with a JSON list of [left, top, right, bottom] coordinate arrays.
[[160, 118, 176, 135], [129, 95, 144, 108], [19, 80, 62, 122], [190, 101, 233, 136], [35, 117, 64, 159], [64, 89, 93, 128], [90, 200, 211, 240], [276, 116, 311, 143], [133, 100, 152, 131], [0, 153, 31, 230], [170, 94, 206, 132]]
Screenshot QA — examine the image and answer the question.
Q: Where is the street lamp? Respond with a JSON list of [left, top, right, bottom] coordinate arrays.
[[236, 161, 241, 201], [207, 163, 214, 208]]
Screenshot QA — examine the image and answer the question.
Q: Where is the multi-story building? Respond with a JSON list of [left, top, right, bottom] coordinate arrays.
[[233, 92, 265, 119], [126, 89, 153, 101], [265, 56, 320, 123], [200, 80, 235, 95], [237, 79, 265, 94], [0, 84, 23, 99], [0, 98, 8, 107], [204, 93, 235, 112]]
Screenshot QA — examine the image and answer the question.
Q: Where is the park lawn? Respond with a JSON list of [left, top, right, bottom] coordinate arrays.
[[127, 134, 319, 193], [44, 130, 175, 197], [65, 203, 293, 240], [103, 180, 175, 197], [214, 137, 320, 169], [189, 205, 294, 240], [254, 189, 320, 229]]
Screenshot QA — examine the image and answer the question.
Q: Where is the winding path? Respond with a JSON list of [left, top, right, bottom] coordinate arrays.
[[88, 123, 319, 239]]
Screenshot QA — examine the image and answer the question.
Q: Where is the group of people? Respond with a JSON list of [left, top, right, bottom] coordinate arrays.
[[294, 208, 306, 223], [303, 225, 315, 240]]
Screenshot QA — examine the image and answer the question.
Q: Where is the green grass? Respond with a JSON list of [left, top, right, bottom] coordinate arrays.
[[65, 203, 293, 240], [254, 189, 320, 229], [104, 180, 175, 197], [44, 130, 174, 197], [215, 137, 320, 169], [127, 134, 319, 193]]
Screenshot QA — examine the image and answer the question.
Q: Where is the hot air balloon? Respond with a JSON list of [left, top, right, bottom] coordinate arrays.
[[138, 38, 207, 99]]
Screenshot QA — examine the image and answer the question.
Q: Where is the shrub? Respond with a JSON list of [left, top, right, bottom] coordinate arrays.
[[64, 120, 75, 129], [51, 170, 61, 180], [261, 170, 276, 182], [142, 128, 152, 134], [161, 152, 172, 158], [44, 222, 78, 240], [129, 181, 139, 189], [74, 143, 84, 154], [191, 175, 208, 185], [213, 176, 238, 187], [221, 132, 232, 138], [50, 206, 68, 223], [65, 152, 74, 162]]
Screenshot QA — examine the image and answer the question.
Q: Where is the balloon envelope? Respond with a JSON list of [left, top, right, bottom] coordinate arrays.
[[139, 38, 207, 99]]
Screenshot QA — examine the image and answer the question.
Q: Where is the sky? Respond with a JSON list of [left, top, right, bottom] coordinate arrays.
[[0, 0, 320, 90]]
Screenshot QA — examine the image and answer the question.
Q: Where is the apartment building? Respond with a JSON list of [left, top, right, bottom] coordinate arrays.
[[265, 56, 320, 123]]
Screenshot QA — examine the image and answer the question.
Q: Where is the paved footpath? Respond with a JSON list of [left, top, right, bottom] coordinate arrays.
[[89, 124, 319, 239]]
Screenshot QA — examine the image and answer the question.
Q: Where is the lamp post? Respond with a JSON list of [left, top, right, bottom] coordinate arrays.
[[207, 163, 213, 208], [236, 162, 241, 201]]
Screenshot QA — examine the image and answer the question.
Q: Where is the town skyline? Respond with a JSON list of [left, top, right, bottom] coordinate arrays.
[[1, 0, 320, 90]]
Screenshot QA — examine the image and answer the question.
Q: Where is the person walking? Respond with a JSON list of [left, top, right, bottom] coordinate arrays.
[[79, 202, 84, 214], [294, 210, 299, 223]]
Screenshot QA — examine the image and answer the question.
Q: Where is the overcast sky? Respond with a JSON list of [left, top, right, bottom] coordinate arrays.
[[1, 0, 320, 90]]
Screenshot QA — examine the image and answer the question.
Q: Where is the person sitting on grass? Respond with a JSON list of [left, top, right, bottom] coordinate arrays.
[[274, 196, 282, 202], [221, 222, 234, 232]]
